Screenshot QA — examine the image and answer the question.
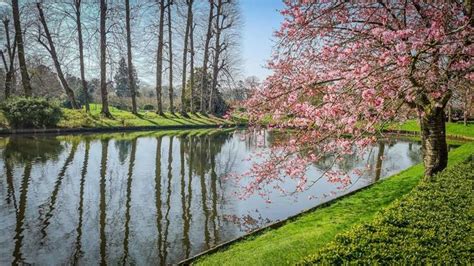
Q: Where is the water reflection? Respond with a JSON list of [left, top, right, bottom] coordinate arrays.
[[0, 129, 424, 264]]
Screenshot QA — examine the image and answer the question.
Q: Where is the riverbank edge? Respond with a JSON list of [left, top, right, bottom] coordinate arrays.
[[178, 175, 389, 265], [382, 129, 474, 141], [0, 123, 246, 136], [186, 140, 474, 265]]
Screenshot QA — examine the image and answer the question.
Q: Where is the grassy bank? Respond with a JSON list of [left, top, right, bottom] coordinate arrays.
[[0, 104, 243, 130], [195, 142, 474, 265], [305, 156, 473, 264], [387, 120, 474, 138]]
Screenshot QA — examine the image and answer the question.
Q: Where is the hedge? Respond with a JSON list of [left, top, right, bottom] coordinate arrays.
[[1, 97, 62, 129], [303, 157, 474, 264]]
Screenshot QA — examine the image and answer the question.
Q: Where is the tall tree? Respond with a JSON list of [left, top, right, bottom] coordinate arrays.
[[99, 0, 112, 117], [0, 9, 16, 99], [208, 0, 233, 114], [167, 0, 174, 113], [208, 0, 222, 114], [36, 2, 79, 109], [200, 0, 213, 113], [189, 16, 195, 113], [155, 0, 166, 115], [189, 22, 196, 113], [11, 0, 32, 96], [74, 0, 90, 112], [180, 0, 193, 114], [125, 0, 137, 114]]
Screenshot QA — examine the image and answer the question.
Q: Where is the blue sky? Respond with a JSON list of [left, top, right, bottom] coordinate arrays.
[[240, 0, 285, 81]]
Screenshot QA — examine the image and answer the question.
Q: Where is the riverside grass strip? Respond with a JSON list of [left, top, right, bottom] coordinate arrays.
[[194, 142, 474, 266]]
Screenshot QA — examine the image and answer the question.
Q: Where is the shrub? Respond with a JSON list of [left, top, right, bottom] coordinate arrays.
[[113, 103, 130, 111], [302, 158, 474, 264], [143, 104, 155, 111], [1, 97, 62, 129]]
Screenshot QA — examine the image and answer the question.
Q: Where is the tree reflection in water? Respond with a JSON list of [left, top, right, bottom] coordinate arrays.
[[0, 130, 422, 265]]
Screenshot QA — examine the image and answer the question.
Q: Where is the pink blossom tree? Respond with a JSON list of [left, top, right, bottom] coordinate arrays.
[[243, 0, 473, 193]]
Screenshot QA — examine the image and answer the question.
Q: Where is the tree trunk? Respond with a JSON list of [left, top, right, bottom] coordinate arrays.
[[37, 3, 79, 109], [1, 48, 14, 99], [464, 86, 471, 126], [200, 0, 213, 113], [209, 0, 222, 114], [189, 15, 195, 113], [12, 0, 32, 97], [155, 0, 165, 115], [167, 0, 174, 114], [5, 70, 13, 99], [100, 0, 112, 117], [2, 19, 16, 99], [125, 0, 137, 114], [447, 101, 452, 123], [419, 107, 448, 177], [181, 0, 193, 114], [75, 0, 90, 112], [374, 142, 385, 182]]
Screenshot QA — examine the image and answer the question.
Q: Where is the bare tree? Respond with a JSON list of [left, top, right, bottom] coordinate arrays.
[[200, 0, 213, 113], [189, 15, 195, 113], [12, 0, 32, 96], [180, 0, 193, 114], [155, 0, 165, 115], [0, 6, 16, 99], [125, 0, 137, 114], [167, 0, 174, 113], [100, 0, 112, 117], [208, 0, 223, 113], [36, 2, 79, 109], [74, 0, 89, 112], [208, 0, 239, 114]]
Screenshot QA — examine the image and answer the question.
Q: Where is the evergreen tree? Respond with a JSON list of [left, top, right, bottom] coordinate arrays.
[[114, 57, 140, 97], [185, 67, 228, 115]]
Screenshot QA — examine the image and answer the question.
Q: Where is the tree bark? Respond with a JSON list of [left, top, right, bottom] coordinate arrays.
[[167, 0, 174, 114], [75, 0, 90, 112], [100, 0, 112, 117], [419, 107, 448, 178], [447, 101, 452, 123], [463, 86, 471, 126], [181, 0, 193, 114], [189, 15, 195, 113], [125, 0, 137, 114], [12, 0, 32, 97], [209, 0, 222, 114], [200, 0, 213, 113], [2, 19, 16, 99], [374, 142, 385, 182], [155, 0, 165, 115], [37, 2, 79, 109]]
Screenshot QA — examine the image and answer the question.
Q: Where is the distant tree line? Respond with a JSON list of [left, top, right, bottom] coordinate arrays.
[[0, 0, 245, 116]]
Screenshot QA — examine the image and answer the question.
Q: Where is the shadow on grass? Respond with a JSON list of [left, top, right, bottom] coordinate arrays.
[[134, 113, 160, 126], [180, 112, 191, 119], [195, 112, 210, 118]]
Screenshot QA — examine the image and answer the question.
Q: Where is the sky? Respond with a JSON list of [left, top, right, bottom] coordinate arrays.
[[239, 0, 285, 81]]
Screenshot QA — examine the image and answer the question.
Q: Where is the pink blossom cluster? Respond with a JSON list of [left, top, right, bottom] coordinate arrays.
[[239, 1, 473, 198]]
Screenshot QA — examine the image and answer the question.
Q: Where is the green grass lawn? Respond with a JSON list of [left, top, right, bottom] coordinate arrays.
[[195, 142, 474, 265], [304, 156, 473, 264], [387, 120, 474, 138], [0, 104, 245, 129]]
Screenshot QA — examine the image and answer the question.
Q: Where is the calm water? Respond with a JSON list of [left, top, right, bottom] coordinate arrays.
[[0, 129, 423, 265]]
